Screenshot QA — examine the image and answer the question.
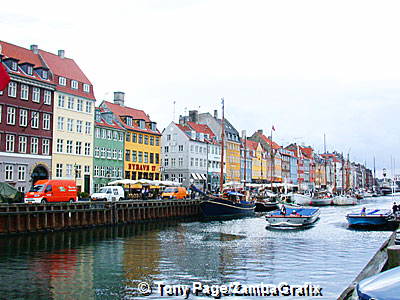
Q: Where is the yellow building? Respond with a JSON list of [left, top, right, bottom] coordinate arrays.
[[101, 93, 161, 180], [246, 140, 268, 181], [226, 140, 241, 182], [39, 49, 96, 194]]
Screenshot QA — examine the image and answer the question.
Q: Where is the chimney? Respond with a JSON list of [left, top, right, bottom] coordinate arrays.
[[214, 109, 218, 119], [188, 110, 198, 123], [113, 91, 125, 106], [257, 129, 263, 135], [58, 50, 65, 59], [30, 45, 39, 54]]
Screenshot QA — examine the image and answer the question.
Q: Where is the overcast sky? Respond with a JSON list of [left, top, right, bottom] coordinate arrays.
[[2, 0, 400, 177]]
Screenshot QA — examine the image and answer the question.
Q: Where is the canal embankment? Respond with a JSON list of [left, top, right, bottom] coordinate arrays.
[[0, 199, 201, 235]]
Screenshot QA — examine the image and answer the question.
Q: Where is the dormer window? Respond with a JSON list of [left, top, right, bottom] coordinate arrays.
[[42, 70, 48, 80], [126, 117, 133, 126], [59, 76, 66, 86], [11, 61, 18, 71], [139, 120, 145, 129], [83, 84, 90, 93], [71, 80, 78, 89], [150, 122, 157, 131], [27, 65, 33, 75]]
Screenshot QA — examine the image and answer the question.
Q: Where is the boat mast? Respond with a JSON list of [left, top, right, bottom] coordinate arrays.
[[270, 128, 274, 191], [219, 98, 225, 194], [341, 153, 345, 194], [373, 156, 376, 192], [242, 130, 247, 189], [324, 134, 327, 188]]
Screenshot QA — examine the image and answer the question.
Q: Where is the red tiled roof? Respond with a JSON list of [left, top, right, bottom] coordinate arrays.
[[0, 41, 52, 84], [103, 101, 160, 135], [39, 49, 91, 84], [187, 121, 215, 139], [257, 132, 281, 150], [176, 123, 191, 132], [245, 139, 258, 151], [300, 146, 313, 159]]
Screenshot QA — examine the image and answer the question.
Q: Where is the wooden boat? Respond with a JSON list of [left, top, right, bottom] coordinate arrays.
[[200, 191, 255, 218], [290, 193, 313, 205], [332, 195, 357, 206], [346, 209, 392, 227], [265, 206, 320, 227], [254, 198, 279, 212]]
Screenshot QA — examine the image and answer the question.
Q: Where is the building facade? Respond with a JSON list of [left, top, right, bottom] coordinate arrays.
[[39, 48, 96, 194], [101, 92, 161, 182], [0, 41, 55, 193], [93, 108, 125, 192]]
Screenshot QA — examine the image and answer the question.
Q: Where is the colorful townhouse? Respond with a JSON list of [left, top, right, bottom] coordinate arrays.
[[39, 48, 96, 194], [0, 41, 55, 193], [162, 120, 221, 190], [249, 130, 282, 183], [245, 140, 267, 183], [100, 92, 161, 181], [240, 137, 253, 184], [93, 107, 125, 192]]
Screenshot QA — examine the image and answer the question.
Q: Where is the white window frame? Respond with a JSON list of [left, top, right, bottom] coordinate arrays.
[[75, 141, 82, 155], [77, 99, 83, 111], [56, 163, 63, 177], [85, 143, 91, 156], [5, 165, 13, 181], [8, 82, 17, 98], [66, 140, 73, 154], [44, 90, 51, 105], [76, 120, 83, 133], [6, 134, 15, 152], [43, 113, 51, 130], [42, 139, 50, 155], [57, 116, 64, 130], [20, 84, 29, 100], [67, 118, 73, 132], [58, 95, 65, 107], [67, 96, 74, 110], [19, 109, 28, 127], [31, 137, 38, 154], [83, 84, 90, 93], [85, 122, 91, 134], [18, 136, 27, 153], [18, 165, 26, 181], [32, 87, 40, 103], [59, 77, 66, 86], [31, 111, 39, 129], [71, 80, 78, 89], [56, 139, 63, 153], [7, 107, 16, 125]]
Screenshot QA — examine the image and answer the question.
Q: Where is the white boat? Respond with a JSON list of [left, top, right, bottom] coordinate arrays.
[[287, 193, 313, 205], [309, 197, 332, 206], [265, 206, 320, 227], [332, 195, 357, 206]]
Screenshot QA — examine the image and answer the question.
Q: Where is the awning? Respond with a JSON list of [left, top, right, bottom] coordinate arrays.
[[199, 174, 207, 180], [191, 173, 199, 180]]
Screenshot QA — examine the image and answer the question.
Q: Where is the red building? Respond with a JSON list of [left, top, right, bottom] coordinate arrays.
[[0, 41, 55, 192]]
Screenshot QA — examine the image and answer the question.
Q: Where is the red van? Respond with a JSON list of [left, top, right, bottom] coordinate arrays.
[[24, 180, 78, 204]]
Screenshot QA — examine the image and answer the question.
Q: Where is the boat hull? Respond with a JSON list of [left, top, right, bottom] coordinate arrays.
[[266, 207, 320, 227], [200, 198, 255, 218], [332, 196, 357, 206], [291, 194, 313, 205], [309, 198, 332, 206], [346, 209, 392, 227], [255, 200, 279, 212]]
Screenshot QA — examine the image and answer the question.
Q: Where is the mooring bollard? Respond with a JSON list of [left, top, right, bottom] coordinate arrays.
[[387, 245, 400, 269]]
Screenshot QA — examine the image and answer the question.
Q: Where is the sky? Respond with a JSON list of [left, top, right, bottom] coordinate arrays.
[[2, 0, 400, 177]]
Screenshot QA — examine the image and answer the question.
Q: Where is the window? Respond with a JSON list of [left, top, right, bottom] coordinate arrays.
[[44, 90, 51, 105], [18, 136, 27, 153], [84, 165, 90, 174], [155, 153, 159, 164], [32, 87, 40, 102], [101, 147, 106, 158], [113, 149, 117, 159], [56, 139, 63, 153], [178, 157, 183, 166], [71, 80, 78, 89], [179, 145, 184, 151], [59, 77, 66, 86], [113, 131, 118, 141], [75, 165, 82, 178], [85, 101, 92, 113], [27, 65, 33, 75], [11, 61, 17, 71], [31, 111, 39, 128], [66, 164, 73, 177], [18, 165, 26, 181], [19, 109, 28, 127], [164, 146, 169, 153], [58, 95, 65, 107], [42, 70, 48, 80], [156, 137, 160, 146], [76, 120, 83, 133], [31, 137, 38, 154], [85, 143, 91, 155], [6, 134, 15, 152], [132, 150, 137, 162], [5, 165, 13, 181], [94, 147, 100, 158], [56, 164, 63, 177], [77, 99, 83, 111], [67, 96, 74, 109], [8, 82, 17, 97], [107, 148, 111, 159], [126, 117, 132, 126], [150, 136, 154, 145], [125, 150, 131, 161], [66, 140, 73, 153], [67, 118, 73, 132], [57, 116, 64, 130], [85, 122, 91, 134], [95, 128, 101, 138], [144, 135, 148, 145], [42, 139, 50, 155], [43, 114, 51, 130], [118, 150, 123, 160], [195, 158, 199, 167], [138, 151, 143, 163], [150, 153, 154, 164], [20, 84, 29, 100], [144, 152, 148, 163], [7, 107, 16, 125], [75, 141, 82, 155], [83, 84, 90, 93], [126, 132, 131, 142], [132, 133, 137, 143], [107, 130, 112, 140], [138, 134, 143, 144], [178, 174, 183, 183], [119, 132, 124, 141], [164, 158, 169, 167], [101, 129, 106, 139], [94, 166, 99, 177]]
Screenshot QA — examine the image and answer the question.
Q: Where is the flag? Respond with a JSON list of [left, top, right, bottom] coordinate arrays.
[[0, 63, 10, 91], [272, 125, 275, 131]]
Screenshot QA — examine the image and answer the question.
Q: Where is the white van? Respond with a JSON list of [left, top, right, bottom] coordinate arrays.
[[91, 186, 125, 202]]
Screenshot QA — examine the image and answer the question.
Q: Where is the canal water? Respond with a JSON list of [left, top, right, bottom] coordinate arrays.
[[0, 196, 396, 300]]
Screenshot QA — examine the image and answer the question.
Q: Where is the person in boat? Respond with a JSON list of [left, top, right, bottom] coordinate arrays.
[[361, 207, 366, 216], [280, 205, 287, 216], [291, 210, 299, 216]]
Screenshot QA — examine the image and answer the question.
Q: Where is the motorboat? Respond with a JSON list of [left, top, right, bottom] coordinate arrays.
[[356, 265, 400, 300], [332, 195, 357, 206], [346, 209, 392, 227], [265, 205, 320, 227], [290, 193, 313, 205]]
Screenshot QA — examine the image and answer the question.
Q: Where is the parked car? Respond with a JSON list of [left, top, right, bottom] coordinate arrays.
[[24, 180, 77, 204], [161, 187, 188, 199], [91, 186, 125, 202]]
